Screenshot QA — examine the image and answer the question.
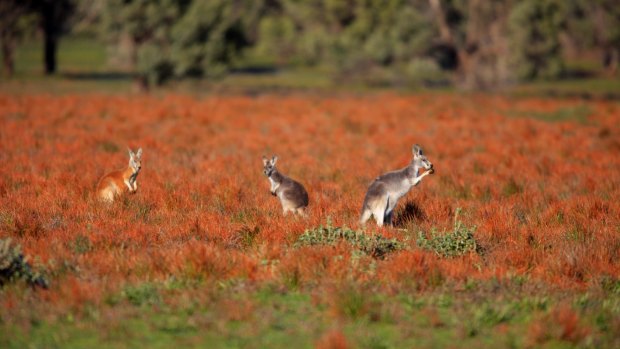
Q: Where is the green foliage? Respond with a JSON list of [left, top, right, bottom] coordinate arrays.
[[416, 209, 478, 258], [509, 0, 566, 80], [599, 275, 620, 295], [0, 0, 39, 76], [122, 282, 161, 306], [101, 0, 183, 86], [296, 219, 404, 258], [171, 0, 261, 79], [0, 238, 48, 288], [11, 0, 620, 89], [254, 15, 297, 64], [404, 58, 445, 87], [273, 0, 434, 77], [0, 1, 38, 42], [101, 0, 260, 85]]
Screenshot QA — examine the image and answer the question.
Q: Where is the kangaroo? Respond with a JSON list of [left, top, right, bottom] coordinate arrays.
[[262, 155, 309, 216], [360, 144, 434, 227], [96, 148, 142, 203]]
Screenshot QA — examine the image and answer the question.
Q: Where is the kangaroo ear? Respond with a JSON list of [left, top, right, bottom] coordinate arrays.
[[127, 147, 135, 159], [136, 148, 143, 159], [412, 144, 423, 156], [271, 155, 278, 165], [262, 155, 269, 166]]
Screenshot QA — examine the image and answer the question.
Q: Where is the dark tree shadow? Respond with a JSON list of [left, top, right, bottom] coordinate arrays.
[[230, 65, 279, 75], [393, 201, 426, 228], [62, 72, 134, 81]]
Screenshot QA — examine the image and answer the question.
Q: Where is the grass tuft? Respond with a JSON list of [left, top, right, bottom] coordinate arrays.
[[416, 209, 479, 258], [296, 219, 404, 258]]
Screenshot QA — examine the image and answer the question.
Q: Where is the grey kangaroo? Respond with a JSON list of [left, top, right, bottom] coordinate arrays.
[[262, 155, 309, 216], [360, 144, 434, 226]]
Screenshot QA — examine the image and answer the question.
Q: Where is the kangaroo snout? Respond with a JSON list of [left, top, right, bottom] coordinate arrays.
[[427, 162, 435, 174]]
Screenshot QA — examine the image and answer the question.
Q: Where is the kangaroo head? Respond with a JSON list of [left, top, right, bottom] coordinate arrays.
[[128, 147, 142, 173], [412, 144, 433, 170], [262, 155, 278, 177]]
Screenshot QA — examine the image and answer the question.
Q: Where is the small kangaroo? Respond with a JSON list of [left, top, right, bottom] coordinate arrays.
[[96, 148, 142, 203], [360, 144, 434, 227], [262, 155, 309, 216]]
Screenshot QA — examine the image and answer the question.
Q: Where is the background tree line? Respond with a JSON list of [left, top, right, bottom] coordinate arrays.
[[1, 0, 619, 90]]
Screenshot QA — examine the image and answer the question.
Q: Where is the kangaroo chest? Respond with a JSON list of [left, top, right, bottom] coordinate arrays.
[[268, 177, 282, 196], [125, 172, 139, 191], [388, 179, 413, 202]]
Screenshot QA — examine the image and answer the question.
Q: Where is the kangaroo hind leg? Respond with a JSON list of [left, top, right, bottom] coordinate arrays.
[[360, 208, 372, 225], [371, 196, 389, 227]]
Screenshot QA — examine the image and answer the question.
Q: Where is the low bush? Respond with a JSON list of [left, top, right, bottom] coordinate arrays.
[[296, 219, 404, 258], [416, 209, 479, 258], [0, 238, 48, 288]]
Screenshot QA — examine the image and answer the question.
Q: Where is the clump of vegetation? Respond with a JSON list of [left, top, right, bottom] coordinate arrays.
[[122, 282, 161, 306], [229, 225, 260, 250], [0, 238, 48, 288], [296, 219, 404, 258], [416, 209, 479, 258]]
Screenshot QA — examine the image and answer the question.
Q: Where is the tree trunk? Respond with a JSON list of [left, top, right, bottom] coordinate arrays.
[[428, 0, 453, 43], [130, 39, 149, 93], [41, 1, 59, 75], [1, 38, 15, 77], [43, 32, 57, 75], [428, 0, 511, 89], [603, 48, 618, 76]]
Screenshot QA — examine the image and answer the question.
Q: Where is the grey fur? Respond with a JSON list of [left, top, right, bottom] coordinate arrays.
[[262, 155, 309, 216], [360, 144, 434, 226]]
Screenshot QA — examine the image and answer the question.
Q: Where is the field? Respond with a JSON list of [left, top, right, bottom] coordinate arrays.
[[1, 91, 620, 348]]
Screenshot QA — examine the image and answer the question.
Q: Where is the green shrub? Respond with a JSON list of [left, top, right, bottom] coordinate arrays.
[[416, 209, 479, 258], [296, 219, 404, 258], [123, 282, 161, 306], [404, 58, 446, 87], [0, 238, 48, 288]]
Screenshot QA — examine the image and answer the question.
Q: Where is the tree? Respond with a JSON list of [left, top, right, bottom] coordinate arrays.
[[508, 0, 565, 80], [35, 0, 76, 75], [171, 0, 262, 79], [260, 0, 434, 84], [568, 0, 620, 75], [428, 0, 515, 89], [594, 0, 620, 74], [0, 1, 36, 77], [101, 0, 262, 89], [101, 0, 187, 90]]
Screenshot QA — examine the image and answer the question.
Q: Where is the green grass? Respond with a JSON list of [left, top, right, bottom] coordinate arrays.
[[512, 78, 620, 100], [506, 104, 594, 124], [2, 279, 618, 348], [11, 35, 108, 76]]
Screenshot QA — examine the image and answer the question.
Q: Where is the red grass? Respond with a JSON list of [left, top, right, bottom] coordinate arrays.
[[527, 304, 590, 345], [1, 93, 619, 307]]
